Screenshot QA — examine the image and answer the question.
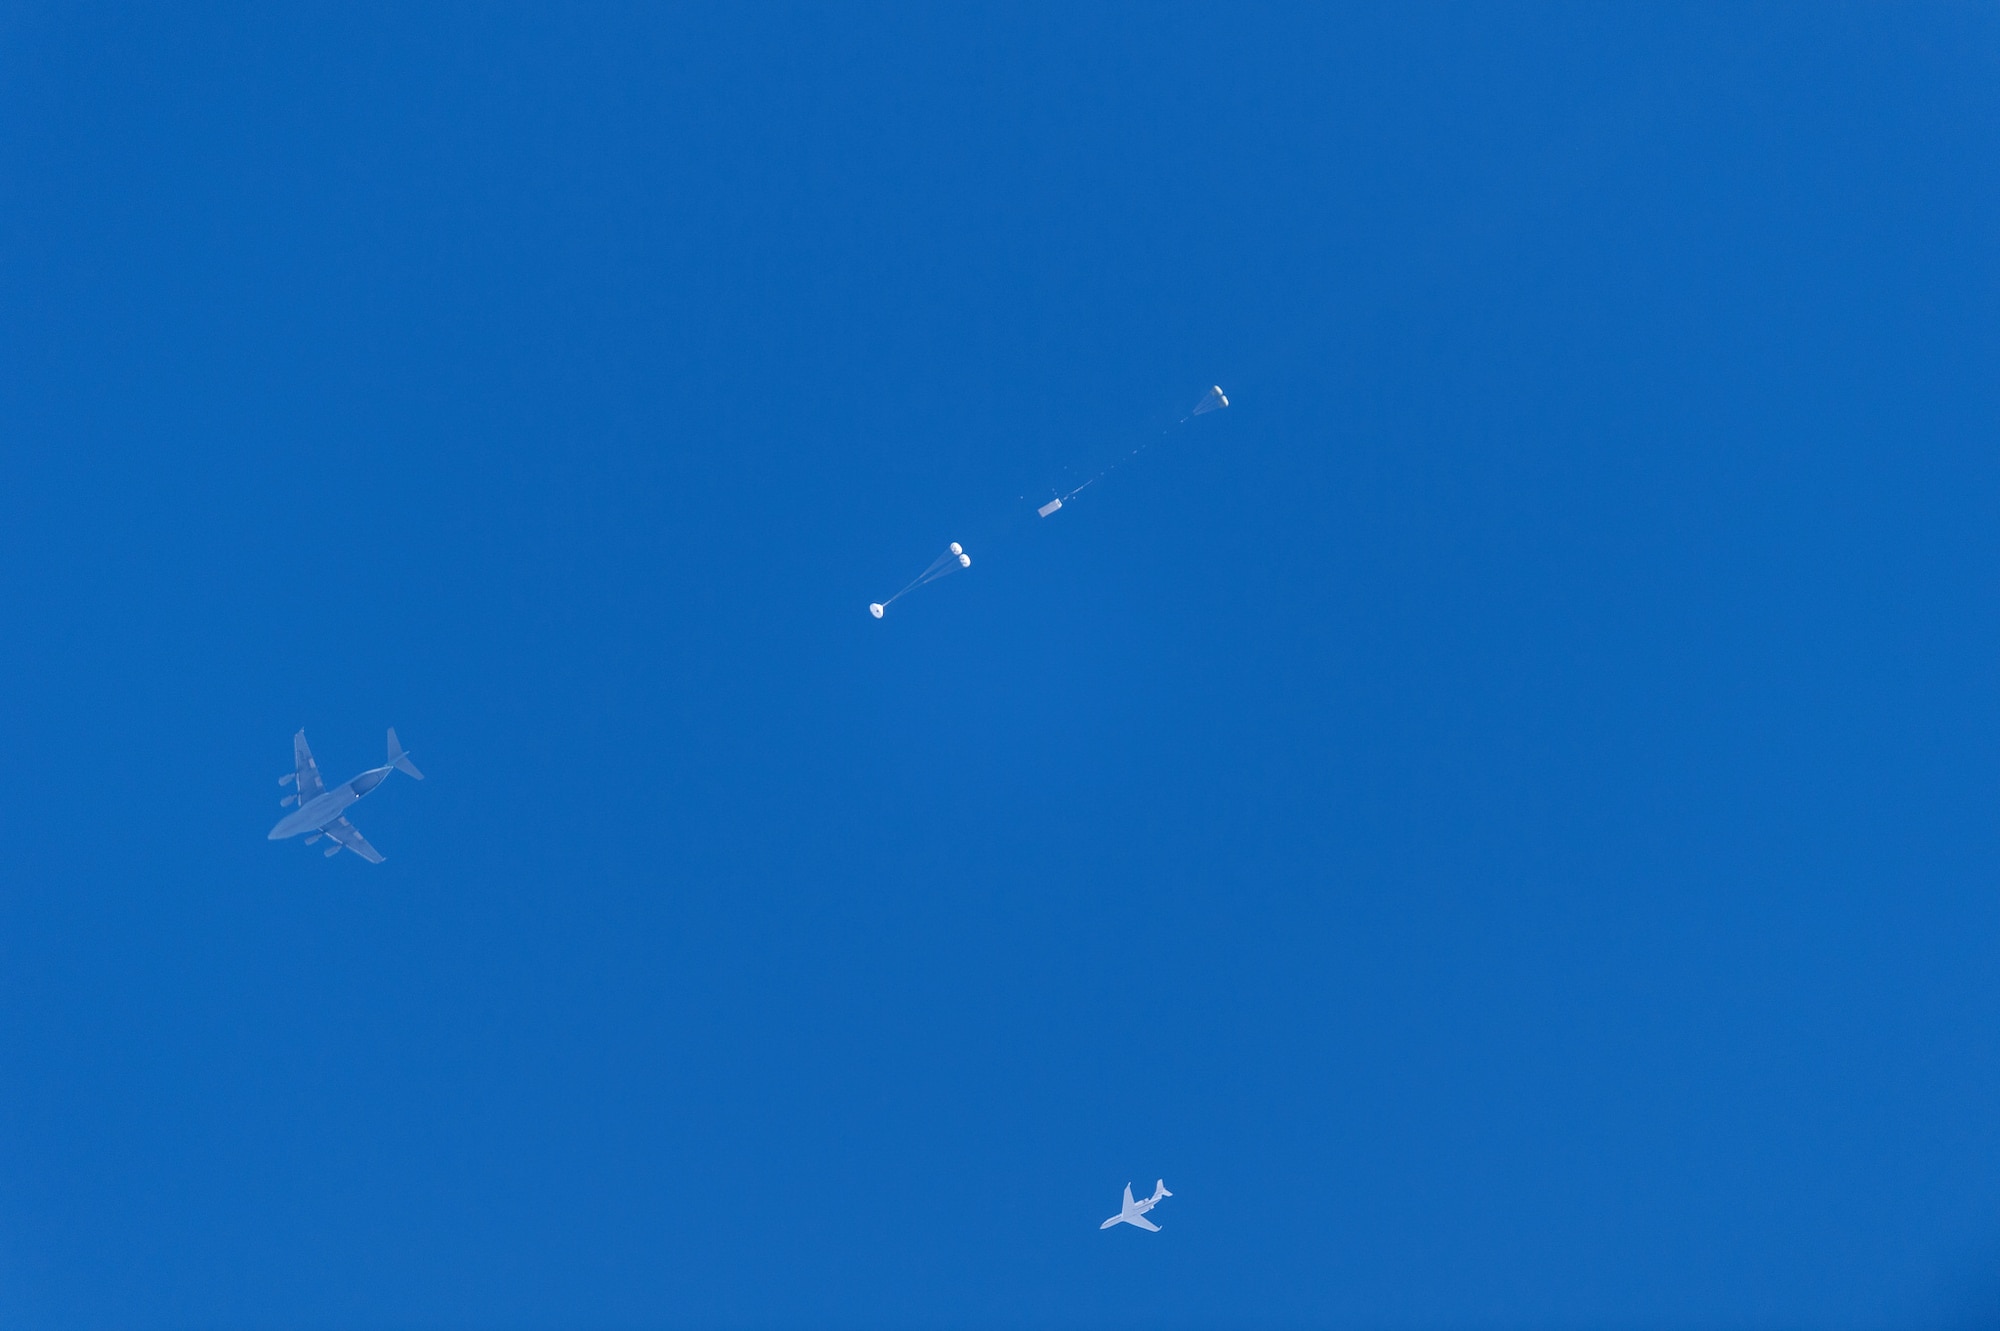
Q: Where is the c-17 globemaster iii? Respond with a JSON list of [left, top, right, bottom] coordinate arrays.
[[1100, 1180, 1172, 1232], [268, 728, 423, 863]]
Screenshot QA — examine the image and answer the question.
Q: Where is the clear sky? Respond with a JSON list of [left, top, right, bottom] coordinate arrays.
[[3, 5, 1998, 1328]]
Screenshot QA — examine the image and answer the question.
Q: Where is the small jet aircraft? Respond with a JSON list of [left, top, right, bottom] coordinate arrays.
[[1100, 1180, 1172, 1232], [268, 728, 423, 863]]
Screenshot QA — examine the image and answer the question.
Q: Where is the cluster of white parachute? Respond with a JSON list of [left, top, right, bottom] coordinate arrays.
[[869, 542, 970, 619], [869, 386, 1228, 619]]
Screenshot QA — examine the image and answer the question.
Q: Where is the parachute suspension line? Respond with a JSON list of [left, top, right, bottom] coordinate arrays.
[[874, 386, 1226, 609], [895, 547, 962, 595], [1043, 387, 1227, 512], [1049, 425, 1175, 508]]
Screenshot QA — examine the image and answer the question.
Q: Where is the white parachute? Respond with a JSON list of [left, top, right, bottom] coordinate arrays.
[[871, 542, 971, 618], [1191, 385, 1228, 416]]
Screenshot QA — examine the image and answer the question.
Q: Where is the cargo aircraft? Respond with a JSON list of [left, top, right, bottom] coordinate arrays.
[[269, 728, 423, 863]]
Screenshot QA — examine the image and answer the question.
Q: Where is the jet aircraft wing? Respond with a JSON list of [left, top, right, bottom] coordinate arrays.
[[1126, 1215, 1160, 1232], [292, 730, 326, 802], [323, 816, 384, 864]]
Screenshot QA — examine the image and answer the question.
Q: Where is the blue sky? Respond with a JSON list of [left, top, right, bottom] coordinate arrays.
[[3, 5, 1998, 1327]]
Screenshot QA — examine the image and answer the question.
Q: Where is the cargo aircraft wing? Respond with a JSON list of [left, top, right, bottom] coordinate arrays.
[[322, 816, 384, 863], [292, 730, 326, 803]]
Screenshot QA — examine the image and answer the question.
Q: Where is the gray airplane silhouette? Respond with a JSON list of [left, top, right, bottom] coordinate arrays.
[[268, 728, 423, 863]]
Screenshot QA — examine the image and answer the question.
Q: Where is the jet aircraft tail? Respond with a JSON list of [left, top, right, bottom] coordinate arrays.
[[387, 728, 424, 780]]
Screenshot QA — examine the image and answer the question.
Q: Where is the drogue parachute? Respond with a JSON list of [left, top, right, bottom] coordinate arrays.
[[1191, 385, 1228, 416], [870, 541, 971, 618]]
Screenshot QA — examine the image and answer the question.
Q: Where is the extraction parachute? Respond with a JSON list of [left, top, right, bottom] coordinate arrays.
[[1191, 385, 1228, 417], [870, 542, 971, 619]]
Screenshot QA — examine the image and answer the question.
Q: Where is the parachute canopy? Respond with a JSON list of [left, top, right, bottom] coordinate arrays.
[[1192, 385, 1228, 416]]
